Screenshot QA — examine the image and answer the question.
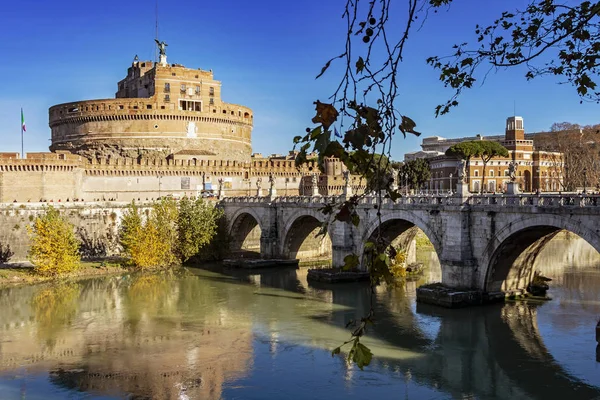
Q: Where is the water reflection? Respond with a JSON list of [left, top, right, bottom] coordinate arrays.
[[0, 235, 598, 399]]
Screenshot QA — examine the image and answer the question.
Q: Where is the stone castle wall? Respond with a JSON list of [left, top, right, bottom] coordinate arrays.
[[0, 153, 335, 202], [0, 153, 84, 203], [49, 98, 253, 162]]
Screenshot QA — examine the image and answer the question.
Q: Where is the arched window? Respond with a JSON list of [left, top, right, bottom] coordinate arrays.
[[474, 170, 479, 177]]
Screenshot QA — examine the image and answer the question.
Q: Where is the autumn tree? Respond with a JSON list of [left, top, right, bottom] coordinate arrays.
[[177, 197, 222, 262], [119, 202, 171, 269], [119, 198, 223, 269], [28, 206, 81, 276]]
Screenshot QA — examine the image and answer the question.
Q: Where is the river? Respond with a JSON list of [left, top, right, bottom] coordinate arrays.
[[0, 234, 599, 400]]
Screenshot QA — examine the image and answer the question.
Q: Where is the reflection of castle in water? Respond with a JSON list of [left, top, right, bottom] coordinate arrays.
[[0, 275, 253, 399]]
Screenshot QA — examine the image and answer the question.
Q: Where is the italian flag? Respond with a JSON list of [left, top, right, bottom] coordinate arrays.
[[21, 108, 26, 132]]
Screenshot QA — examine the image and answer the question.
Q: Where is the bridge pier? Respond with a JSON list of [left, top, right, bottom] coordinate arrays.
[[330, 220, 359, 269]]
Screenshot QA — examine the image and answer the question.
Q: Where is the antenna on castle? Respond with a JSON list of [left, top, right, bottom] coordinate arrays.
[[513, 100, 516, 117], [154, 0, 159, 62]]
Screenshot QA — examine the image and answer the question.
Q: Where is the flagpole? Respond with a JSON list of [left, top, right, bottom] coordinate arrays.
[[20, 108, 24, 159]]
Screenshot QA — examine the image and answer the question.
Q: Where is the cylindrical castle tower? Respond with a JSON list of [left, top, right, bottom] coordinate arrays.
[[49, 59, 253, 162]]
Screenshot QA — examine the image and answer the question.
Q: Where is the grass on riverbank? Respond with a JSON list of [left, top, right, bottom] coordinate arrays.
[[0, 260, 128, 287]]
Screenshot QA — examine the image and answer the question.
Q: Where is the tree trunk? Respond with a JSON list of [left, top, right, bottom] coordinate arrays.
[[481, 157, 487, 194]]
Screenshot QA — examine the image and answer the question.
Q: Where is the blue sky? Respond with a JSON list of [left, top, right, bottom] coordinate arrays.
[[0, 0, 598, 161]]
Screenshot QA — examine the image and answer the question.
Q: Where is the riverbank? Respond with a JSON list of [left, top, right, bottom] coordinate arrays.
[[0, 260, 129, 288]]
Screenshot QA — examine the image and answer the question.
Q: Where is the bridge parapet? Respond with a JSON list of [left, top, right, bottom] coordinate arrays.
[[357, 195, 458, 206], [467, 194, 600, 208]]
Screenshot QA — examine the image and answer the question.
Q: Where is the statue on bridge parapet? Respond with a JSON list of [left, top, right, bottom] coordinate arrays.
[[342, 169, 353, 197], [217, 178, 224, 200], [311, 173, 320, 197], [457, 160, 467, 183], [256, 177, 263, 197], [268, 173, 275, 188], [508, 161, 518, 182], [268, 173, 277, 198], [506, 161, 520, 194]]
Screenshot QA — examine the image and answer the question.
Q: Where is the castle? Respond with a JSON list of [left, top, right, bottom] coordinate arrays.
[[0, 44, 362, 203]]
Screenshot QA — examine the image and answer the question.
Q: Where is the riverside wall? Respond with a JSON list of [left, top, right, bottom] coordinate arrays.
[[0, 202, 144, 262]]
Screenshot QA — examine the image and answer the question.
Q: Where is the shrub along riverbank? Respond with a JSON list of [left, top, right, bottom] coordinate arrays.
[[0, 197, 228, 288]]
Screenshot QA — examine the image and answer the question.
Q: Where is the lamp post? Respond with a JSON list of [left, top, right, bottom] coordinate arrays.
[[449, 173, 453, 194], [157, 174, 163, 199], [583, 167, 588, 194]]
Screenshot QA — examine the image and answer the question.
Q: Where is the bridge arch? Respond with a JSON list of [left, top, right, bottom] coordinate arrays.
[[479, 214, 600, 292], [279, 209, 332, 261], [359, 209, 443, 268], [228, 207, 265, 257]]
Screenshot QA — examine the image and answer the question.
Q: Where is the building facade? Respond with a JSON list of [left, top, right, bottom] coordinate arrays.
[[426, 117, 564, 193]]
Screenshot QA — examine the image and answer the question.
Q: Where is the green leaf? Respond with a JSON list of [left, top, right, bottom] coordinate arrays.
[[322, 141, 346, 159], [351, 213, 360, 227], [331, 347, 341, 356], [350, 342, 373, 370], [343, 254, 359, 270]]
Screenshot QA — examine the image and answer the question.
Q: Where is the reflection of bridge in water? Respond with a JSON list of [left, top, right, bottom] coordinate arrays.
[[223, 266, 600, 400]]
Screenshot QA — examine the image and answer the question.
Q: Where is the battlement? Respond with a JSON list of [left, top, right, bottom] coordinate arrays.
[[0, 152, 84, 171], [49, 98, 252, 126]]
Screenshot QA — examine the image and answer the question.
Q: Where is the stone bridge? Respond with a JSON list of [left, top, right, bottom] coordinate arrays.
[[221, 193, 600, 292]]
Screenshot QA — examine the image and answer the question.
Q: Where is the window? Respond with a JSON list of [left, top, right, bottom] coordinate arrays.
[[165, 95, 170, 102], [146, 104, 152, 110], [209, 98, 214, 105], [489, 170, 494, 177], [164, 83, 170, 92], [474, 170, 479, 177], [209, 87, 214, 96], [504, 170, 509, 176], [172, 72, 176, 76], [180, 100, 202, 111], [195, 85, 201, 94], [180, 84, 186, 92]]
